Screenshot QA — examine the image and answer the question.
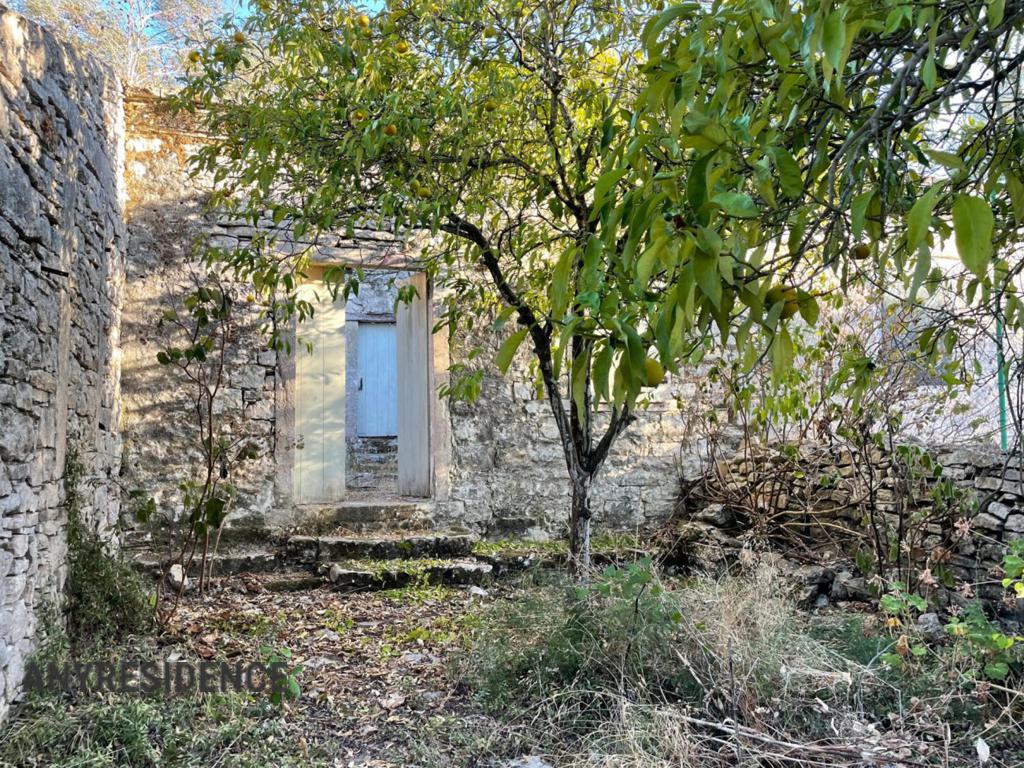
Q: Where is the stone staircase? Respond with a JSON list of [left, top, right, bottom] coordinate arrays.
[[132, 522, 496, 593], [346, 436, 398, 493], [325, 499, 427, 533]]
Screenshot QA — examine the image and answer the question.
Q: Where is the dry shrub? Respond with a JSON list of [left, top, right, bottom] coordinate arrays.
[[460, 560, 1017, 765]]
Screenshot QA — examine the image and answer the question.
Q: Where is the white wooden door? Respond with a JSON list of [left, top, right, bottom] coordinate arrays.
[[357, 323, 398, 436], [396, 274, 432, 497], [294, 284, 346, 503]]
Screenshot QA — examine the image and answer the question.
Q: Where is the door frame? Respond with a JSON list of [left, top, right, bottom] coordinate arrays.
[[274, 263, 452, 508]]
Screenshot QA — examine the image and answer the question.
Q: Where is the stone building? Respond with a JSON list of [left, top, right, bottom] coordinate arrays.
[[0, 5, 711, 718], [1, 2, 1017, 726]]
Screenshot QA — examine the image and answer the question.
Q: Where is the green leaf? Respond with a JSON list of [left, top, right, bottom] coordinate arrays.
[[921, 53, 936, 91], [496, 328, 530, 374], [798, 294, 819, 325], [984, 661, 1009, 680], [687, 151, 715, 211], [1006, 173, 1024, 224], [771, 326, 794, 383], [204, 496, 228, 527], [952, 194, 994, 277], [711, 192, 758, 218], [988, 0, 1005, 28], [909, 245, 931, 302], [923, 147, 963, 170], [822, 11, 846, 71], [593, 343, 614, 402], [550, 247, 575, 316], [694, 249, 722, 308], [771, 148, 802, 198], [906, 183, 943, 250], [592, 166, 629, 213], [851, 189, 875, 239]]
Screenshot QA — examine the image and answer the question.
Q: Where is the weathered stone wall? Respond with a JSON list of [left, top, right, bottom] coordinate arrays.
[[120, 97, 418, 531], [437, 342, 719, 538], [671, 440, 1024, 605], [0, 6, 125, 721], [120, 93, 282, 531]]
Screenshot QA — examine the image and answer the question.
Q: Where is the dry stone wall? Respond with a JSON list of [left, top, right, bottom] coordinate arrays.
[[120, 93, 282, 531], [671, 440, 1024, 604], [438, 346, 720, 537], [0, 6, 125, 721]]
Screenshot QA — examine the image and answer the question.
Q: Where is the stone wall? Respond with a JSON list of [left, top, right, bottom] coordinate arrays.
[[438, 345, 718, 537], [670, 440, 1024, 605], [120, 93, 282, 531], [0, 6, 125, 721]]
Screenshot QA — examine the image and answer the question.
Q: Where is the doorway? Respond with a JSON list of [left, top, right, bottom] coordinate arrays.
[[291, 270, 433, 504]]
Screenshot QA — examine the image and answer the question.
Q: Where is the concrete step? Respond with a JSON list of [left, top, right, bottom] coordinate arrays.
[[286, 532, 476, 564], [322, 558, 493, 591]]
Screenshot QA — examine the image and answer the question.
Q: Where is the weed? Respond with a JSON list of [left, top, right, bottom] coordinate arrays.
[[64, 450, 152, 646], [0, 691, 320, 767], [381, 581, 458, 605], [208, 610, 276, 638]]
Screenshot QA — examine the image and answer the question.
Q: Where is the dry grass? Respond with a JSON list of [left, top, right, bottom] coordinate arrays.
[[461, 561, 1017, 766]]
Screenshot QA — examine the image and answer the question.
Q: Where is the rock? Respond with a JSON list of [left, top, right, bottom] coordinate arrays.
[[167, 563, 189, 593], [468, 585, 489, 597], [916, 612, 945, 642], [831, 570, 871, 602], [695, 503, 734, 527], [1005, 515, 1024, 535], [506, 758, 553, 768]]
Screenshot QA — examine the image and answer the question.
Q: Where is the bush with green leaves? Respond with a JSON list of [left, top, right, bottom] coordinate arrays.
[[63, 450, 152, 645]]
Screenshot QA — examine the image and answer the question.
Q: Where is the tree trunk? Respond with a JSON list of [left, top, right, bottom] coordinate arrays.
[[568, 469, 593, 575]]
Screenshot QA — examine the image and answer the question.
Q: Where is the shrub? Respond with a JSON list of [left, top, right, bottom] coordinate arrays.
[[465, 561, 857, 734], [64, 450, 152, 645]]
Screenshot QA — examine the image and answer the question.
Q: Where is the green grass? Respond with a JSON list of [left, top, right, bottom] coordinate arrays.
[[471, 534, 646, 558], [0, 692, 325, 768]]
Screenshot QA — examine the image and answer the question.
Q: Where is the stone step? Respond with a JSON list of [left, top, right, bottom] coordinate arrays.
[[322, 558, 493, 591], [349, 452, 398, 466], [345, 472, 398, 491], [134, 547, 284, 578], [321, 500, 428, 532], [262, 571, 326, 592], [286, 532, 476, 563]]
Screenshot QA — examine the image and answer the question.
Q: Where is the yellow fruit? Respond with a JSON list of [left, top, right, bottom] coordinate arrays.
[[644, 357, 665, 387], [357, 13, 371, 28], [187, 50, 201, 63], [233, 30, 246, 43], [852, 243, 872, 260], [483, 25, 497, 37], [351, 109, 367, 122], [395, 40, 410, 54], [483, 99, 498, 112], [383, 123, 398, 136], [416, 185, 432, 199], [766, 285, 799, 319]]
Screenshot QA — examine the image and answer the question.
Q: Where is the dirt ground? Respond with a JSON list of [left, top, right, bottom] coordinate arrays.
[[165, 573, 508, 767]]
